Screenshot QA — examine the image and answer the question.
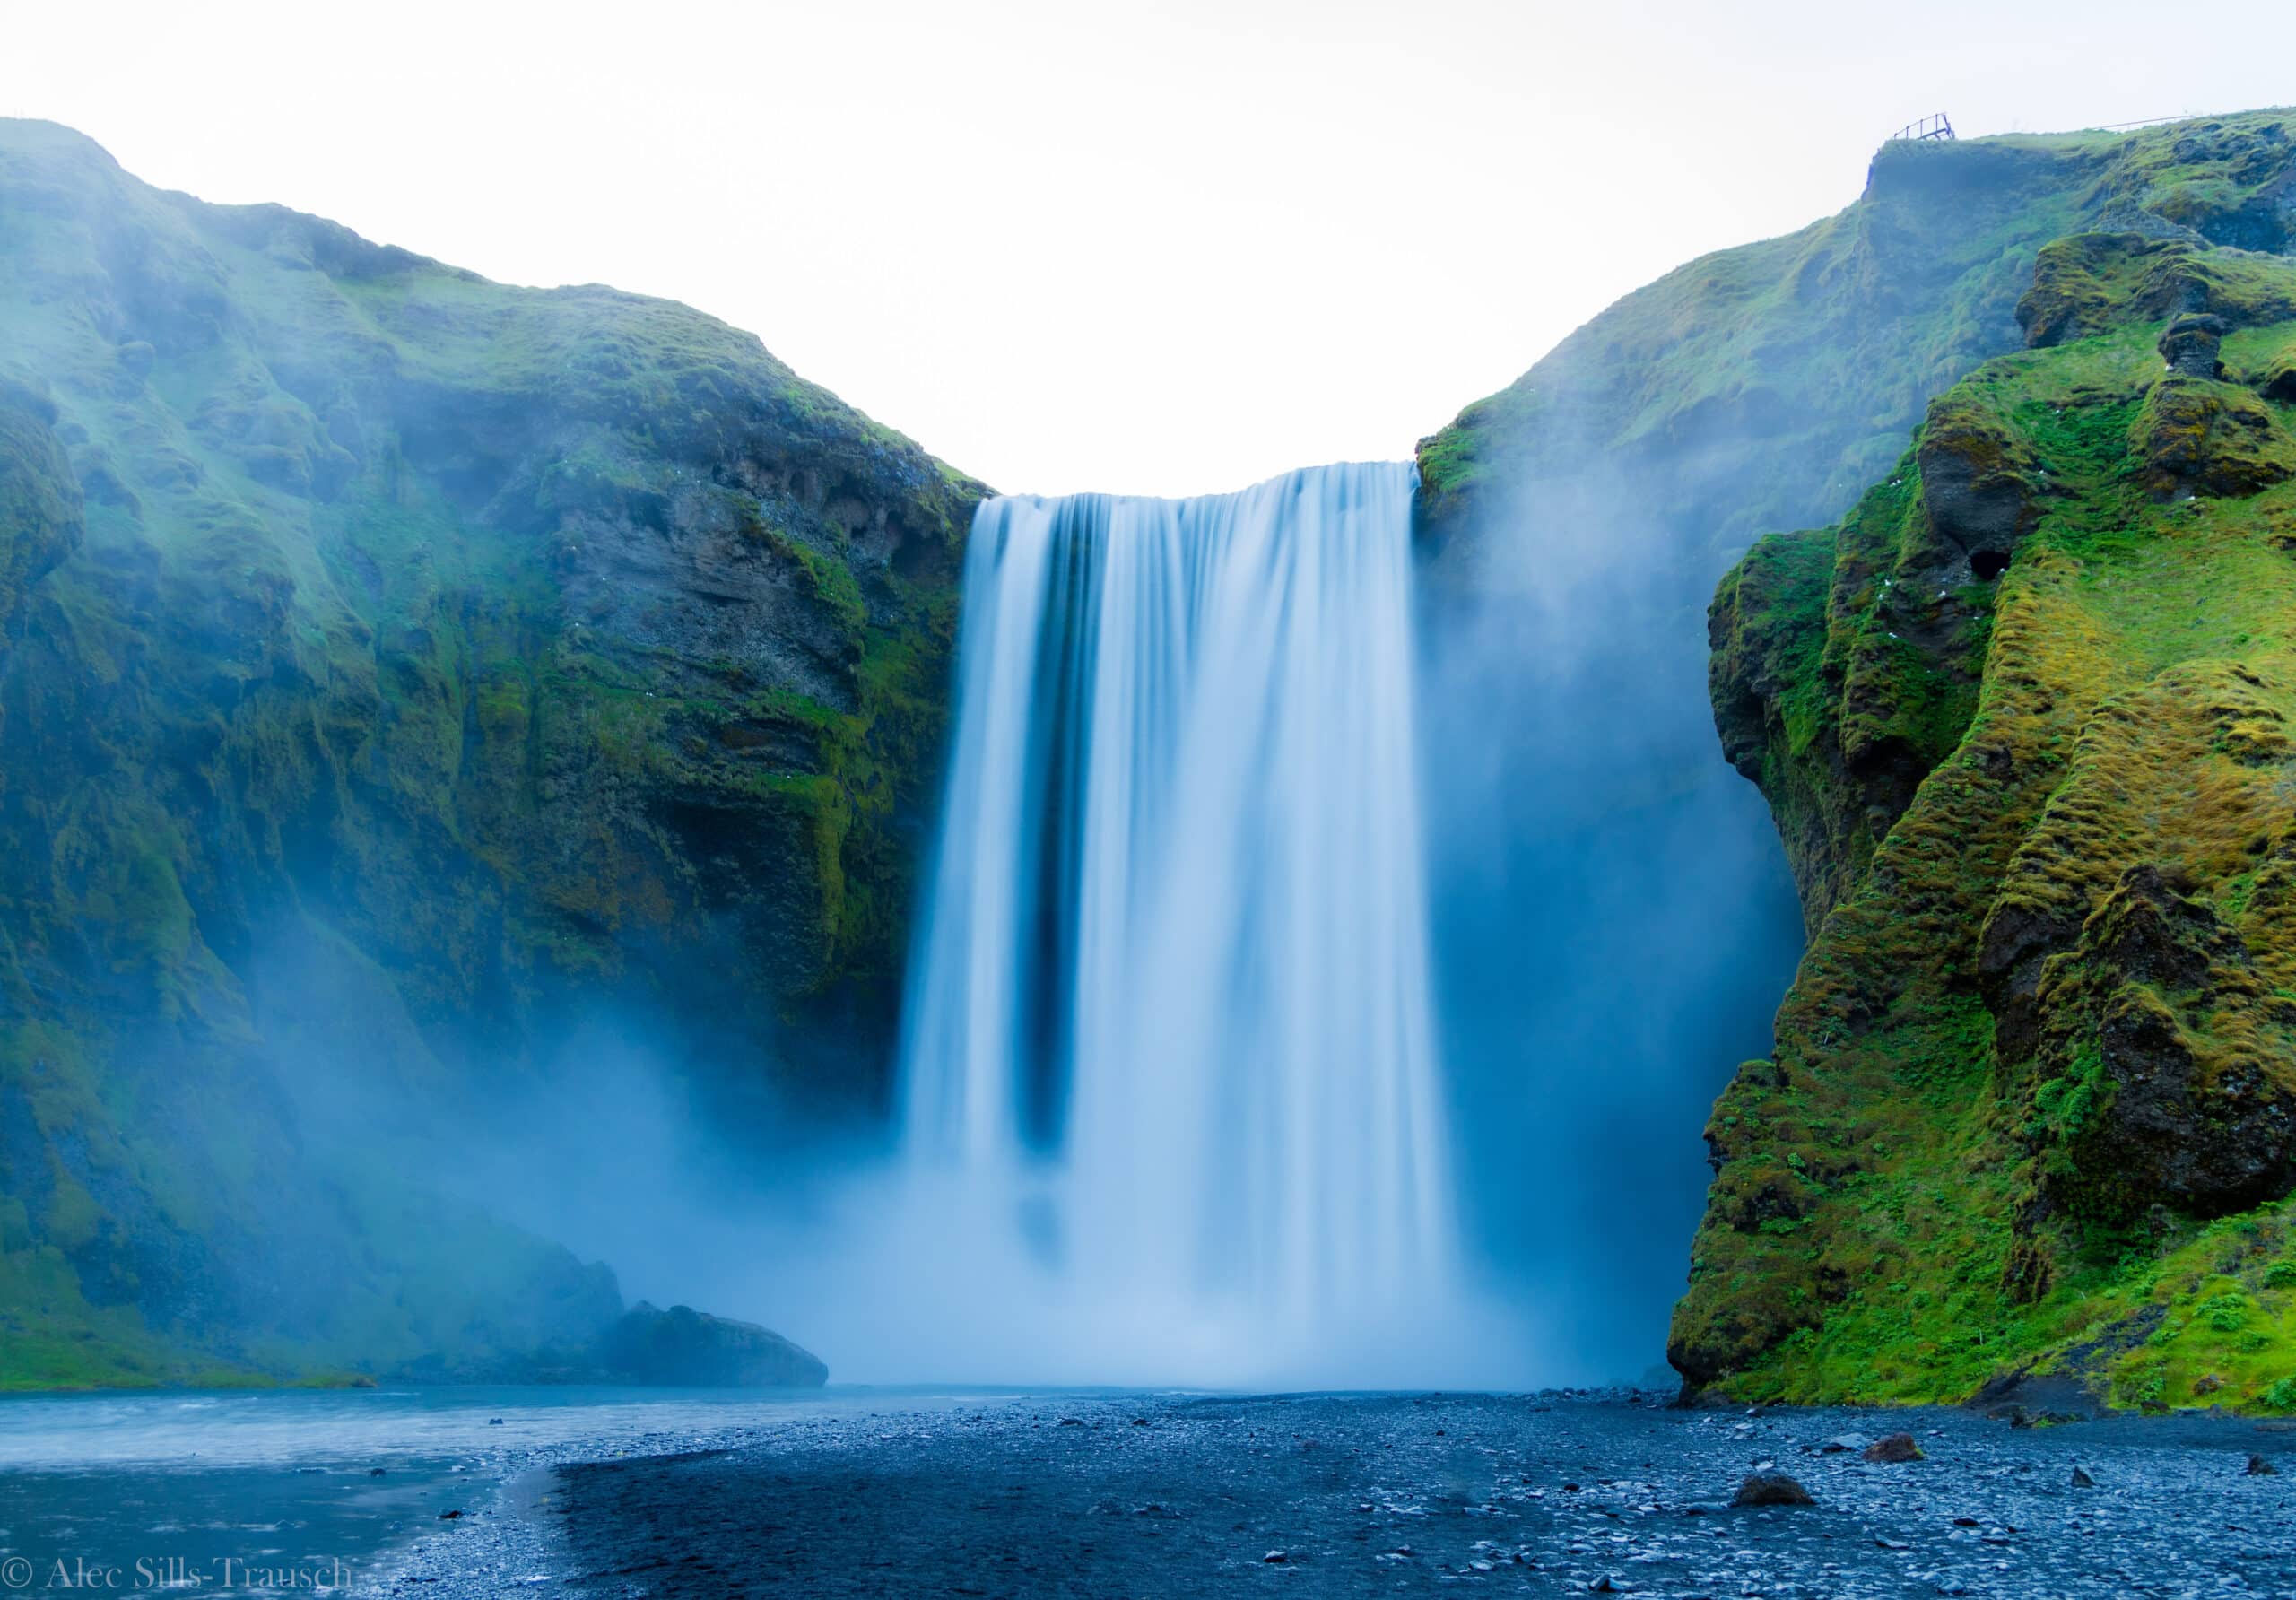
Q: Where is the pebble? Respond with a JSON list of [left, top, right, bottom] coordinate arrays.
[[364, 1391, 2296, 1599]]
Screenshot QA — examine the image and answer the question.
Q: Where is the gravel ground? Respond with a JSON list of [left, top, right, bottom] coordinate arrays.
[[364, 1390, 2295, 1599]]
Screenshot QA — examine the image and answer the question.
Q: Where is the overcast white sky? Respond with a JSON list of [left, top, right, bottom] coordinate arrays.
[[7, 1, 2293, 495]]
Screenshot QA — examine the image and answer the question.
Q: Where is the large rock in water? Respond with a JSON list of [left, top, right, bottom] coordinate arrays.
[[598, 1303, 829, 1387]]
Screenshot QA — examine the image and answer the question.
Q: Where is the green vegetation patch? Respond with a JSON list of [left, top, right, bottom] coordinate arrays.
[[1676, 186, 2296, 1412], [0, 117, 987, 1387]]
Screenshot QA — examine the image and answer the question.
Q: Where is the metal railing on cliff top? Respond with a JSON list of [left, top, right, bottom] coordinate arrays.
[[1887, 113, 1956, 143]]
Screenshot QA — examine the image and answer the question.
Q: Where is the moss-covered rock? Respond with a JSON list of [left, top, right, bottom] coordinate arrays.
[[2128, 374, 2296, 500], [1676, 184, 2296, 1412], [1708, 435, 1994, 939], [0, 119, 985, 1386]]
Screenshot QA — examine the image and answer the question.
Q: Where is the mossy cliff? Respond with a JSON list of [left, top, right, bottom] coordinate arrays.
[[0, 120, 984, 1386], [1413, 91, 2296, 1365], [1420, 112, 2296, 579], [1679, 115, 2296, 1412]]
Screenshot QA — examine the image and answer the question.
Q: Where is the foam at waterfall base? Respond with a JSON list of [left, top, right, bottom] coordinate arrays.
[[785, 1163, 1558, 1390]]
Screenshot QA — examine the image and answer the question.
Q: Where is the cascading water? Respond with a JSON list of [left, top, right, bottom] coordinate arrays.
[[893, 462, 1462, 1382]]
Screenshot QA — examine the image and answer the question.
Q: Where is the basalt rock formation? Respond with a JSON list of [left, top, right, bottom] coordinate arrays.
[[0, 119, 982, 1386], [1678, 115, 2296, 1412]]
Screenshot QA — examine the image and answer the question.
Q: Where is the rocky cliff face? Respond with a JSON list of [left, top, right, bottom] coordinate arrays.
[[0, 120, 984, 1385], [1679, 113, 2296, 1412], [1410, 104, 2296, 1368]]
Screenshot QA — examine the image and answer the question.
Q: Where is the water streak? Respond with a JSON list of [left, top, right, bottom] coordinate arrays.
[[897, 463, 1457, 1379]]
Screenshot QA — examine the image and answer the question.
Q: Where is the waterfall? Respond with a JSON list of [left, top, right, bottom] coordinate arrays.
[[895, 462, 1458, 1379]]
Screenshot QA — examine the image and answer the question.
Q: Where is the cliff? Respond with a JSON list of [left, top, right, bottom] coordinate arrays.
[[1679, 113, 2296, 1410], [1419, 113, 2296, 580], [1413, 91, 2296, 1370], [13, 99, 2296, 1396], [0, 120, 983, 1385]]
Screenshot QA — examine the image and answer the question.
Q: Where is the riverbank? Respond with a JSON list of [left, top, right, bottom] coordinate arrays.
[[0, 1386, 949, 1596], [367, 1390, 2292, 1598]]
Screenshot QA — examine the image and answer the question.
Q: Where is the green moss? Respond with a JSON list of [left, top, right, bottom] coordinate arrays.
[[773, 529, 869, 645], [0, 117, 986, 1386], [1676, 193, 2296, 1411], [2128, 375, 2296, 499], [1420, 110, 2296, 576]]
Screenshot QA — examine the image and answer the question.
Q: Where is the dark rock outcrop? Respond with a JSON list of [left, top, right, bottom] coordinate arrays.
[[2159, 313, 2228, 378], [597, 1302, 829, 1388], [2130, 375, 2296, 500], [1917, 396, 2039, 577], [2017, 866, 2296, 1226]]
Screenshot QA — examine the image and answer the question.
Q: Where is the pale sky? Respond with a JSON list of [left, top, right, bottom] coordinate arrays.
[[7, 1, 2293, 496]]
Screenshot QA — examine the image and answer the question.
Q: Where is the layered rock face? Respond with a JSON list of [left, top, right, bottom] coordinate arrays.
[[0, 120, 982, 1384], [1413, 107, 2296, 1372], [1679, 115, 2296, 1411]]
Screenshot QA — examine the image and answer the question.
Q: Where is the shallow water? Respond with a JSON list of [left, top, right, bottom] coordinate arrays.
[[0, 1385, 1051, 1595], [0, 1384, 992, 1469], [13, 1387, 2289, 1597]]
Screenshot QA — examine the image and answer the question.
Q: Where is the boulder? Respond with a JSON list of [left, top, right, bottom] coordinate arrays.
[[1731, 1474, 1814, 1507], [596, 1302, 829, 1387], [1862, 1433, 1925, 1463]]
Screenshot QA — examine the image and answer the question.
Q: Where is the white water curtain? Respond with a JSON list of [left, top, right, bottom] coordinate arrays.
[[897, 463, 1456, 1369]]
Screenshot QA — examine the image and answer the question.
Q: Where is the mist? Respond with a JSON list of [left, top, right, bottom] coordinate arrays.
[[210, 404, 1816, 1395], [0, 110, 1822, 1397], [228, 445, 1814, 1396], [255, 993, 1537, 1390], [1415, 447, 1807, 1384]]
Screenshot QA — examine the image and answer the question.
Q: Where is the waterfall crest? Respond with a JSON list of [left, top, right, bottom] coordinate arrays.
[[896, 462, 1458, 1378]]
